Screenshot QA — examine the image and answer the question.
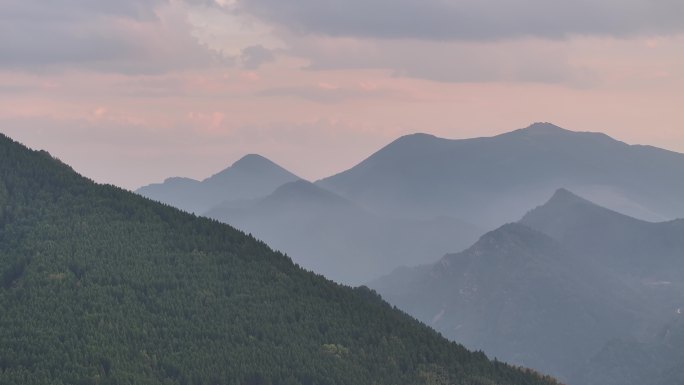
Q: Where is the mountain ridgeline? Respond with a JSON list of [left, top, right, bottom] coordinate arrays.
[[139, 158, 481, 285], [0, 133, 559, 385], [318, 123, 684, 226], [520, 188, 684, 279], [205, 180, 482, 285], [137, 154, 301, 215], [135, 123, 684, 285], [371, 189, 684, 385]]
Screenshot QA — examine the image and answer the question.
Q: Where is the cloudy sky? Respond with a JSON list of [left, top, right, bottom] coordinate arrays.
[[1, 0, 683, 189]]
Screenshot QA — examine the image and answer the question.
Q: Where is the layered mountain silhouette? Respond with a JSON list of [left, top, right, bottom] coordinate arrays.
[[0, 133, 561, 385], [318, 123, 684, 226], [206, 180, 482, 285], [136, 122, 684, 284], [521, 188, 684, 279], [371, 189, 684, 384], [137, 154, 300, 214]]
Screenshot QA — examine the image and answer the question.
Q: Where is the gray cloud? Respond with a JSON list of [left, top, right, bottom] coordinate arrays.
[[238, 0, 684, 40], [283, 37, 598, 86], [0, 0, 228, 73], [0, 0, 163, 22], [240, 45, 276, 69], [257, 85, 405, 103]]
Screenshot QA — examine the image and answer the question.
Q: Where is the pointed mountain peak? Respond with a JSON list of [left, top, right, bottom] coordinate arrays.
[[512, 122, 619, 145], [376, 132, 443, 153], [546, 188, 593, 206], [521, 188, 598, 221], [231, 153, 277, 170], [520, 188, 647, 242], [362, 132, 446, 162], [206, 153, 299, 182]]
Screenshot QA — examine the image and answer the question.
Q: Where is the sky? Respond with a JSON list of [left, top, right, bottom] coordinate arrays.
[[1, 0, 683, 189]]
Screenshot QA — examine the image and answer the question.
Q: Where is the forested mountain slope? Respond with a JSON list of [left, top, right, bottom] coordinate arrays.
[[0, 133, 559, 385]]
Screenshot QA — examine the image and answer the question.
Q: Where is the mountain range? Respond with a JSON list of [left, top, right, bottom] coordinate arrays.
[[205, 180, 481, 284], [137, 154, 300, 215], [0, 133, 560, 385], [138, 122, 684, 285], [131, 122, 684, 383], [319, 122, 684, 226], [371, 189, 684, 385], [520, 188, 684, 280]]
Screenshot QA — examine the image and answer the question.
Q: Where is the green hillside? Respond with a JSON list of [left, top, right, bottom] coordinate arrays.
[[0, 133, 560, 385]]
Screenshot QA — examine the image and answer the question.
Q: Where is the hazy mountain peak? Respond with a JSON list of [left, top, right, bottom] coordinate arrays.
[[522, 122, 569, 133], [546, 187, 594, 206], [162, 176, 199, 185], [377, 132, 444, 153], [506, 122, 617, 145], [136, 153, 300, 215], [230, 153, 276, 170], [204, 153, 299, 184], [522, 188, 628, 225]]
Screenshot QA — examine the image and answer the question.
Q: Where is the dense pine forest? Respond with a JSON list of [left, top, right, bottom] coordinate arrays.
[[0, 133, 560, 385]]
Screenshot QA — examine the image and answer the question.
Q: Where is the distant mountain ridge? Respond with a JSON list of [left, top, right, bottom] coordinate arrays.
[[521, 188, 684, 279], [136, 154, 301, 214], [206, 180, 482, 285], [135, 122, 684, 284], [318, 123, 684, 226], [371, 188, 684, 384]]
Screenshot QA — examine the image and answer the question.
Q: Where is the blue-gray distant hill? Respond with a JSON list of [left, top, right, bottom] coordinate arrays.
[[136, 154, 301, 214], [206, 180, 482, 285], [371, 189, 684, 385], [137, 156, 482, 284], [520, 188, 684, 279], [318, 123, 684, 227]]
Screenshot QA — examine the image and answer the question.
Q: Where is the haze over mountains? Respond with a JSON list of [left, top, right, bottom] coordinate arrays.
[[371, 189, 684, 385], [206, 180, 481, 284], [139, 155, 482, 285], [5, 121, 684, 384], [319, 122, 684, 226], [138, 122, 684, 285], [0, 133, 561, 385], [137, 154, 301, 215], [521, 188, 684, 280]]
